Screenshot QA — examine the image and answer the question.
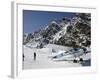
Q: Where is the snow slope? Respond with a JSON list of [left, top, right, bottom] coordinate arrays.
[[53, 23, 70, 41], [23, 44, 82, 69]]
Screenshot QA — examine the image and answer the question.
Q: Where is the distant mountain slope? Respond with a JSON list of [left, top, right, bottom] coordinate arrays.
[[23, 13, 91, 49], [56, 13, 91, 48]]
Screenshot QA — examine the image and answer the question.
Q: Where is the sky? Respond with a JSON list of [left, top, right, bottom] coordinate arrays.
[[23, 10, 76, 33]]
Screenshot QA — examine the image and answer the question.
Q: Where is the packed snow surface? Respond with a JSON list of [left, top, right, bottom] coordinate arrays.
[[23, 44, 90, 69]]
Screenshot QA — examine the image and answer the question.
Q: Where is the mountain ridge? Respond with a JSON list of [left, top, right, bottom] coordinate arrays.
[[23, 13, 91, 49]]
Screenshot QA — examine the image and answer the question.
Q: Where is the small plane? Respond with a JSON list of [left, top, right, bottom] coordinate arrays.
[[50, 48, 90, 63]]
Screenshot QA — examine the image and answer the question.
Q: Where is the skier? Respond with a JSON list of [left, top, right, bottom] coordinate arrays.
[[34, 52, 36, 60]]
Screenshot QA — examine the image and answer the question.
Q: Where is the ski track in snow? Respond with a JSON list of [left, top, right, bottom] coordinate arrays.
[[23, 44, 83, 69]]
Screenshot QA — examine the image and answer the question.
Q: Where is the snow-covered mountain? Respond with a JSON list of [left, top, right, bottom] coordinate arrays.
[[23, 17, 71, 47], [55, 13, 91, 48], [23, 13, 91, 49]]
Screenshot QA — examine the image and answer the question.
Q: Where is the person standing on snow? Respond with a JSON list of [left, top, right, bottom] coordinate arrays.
[[34, 52, 36, 60], [23, 53, 25, 61]]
